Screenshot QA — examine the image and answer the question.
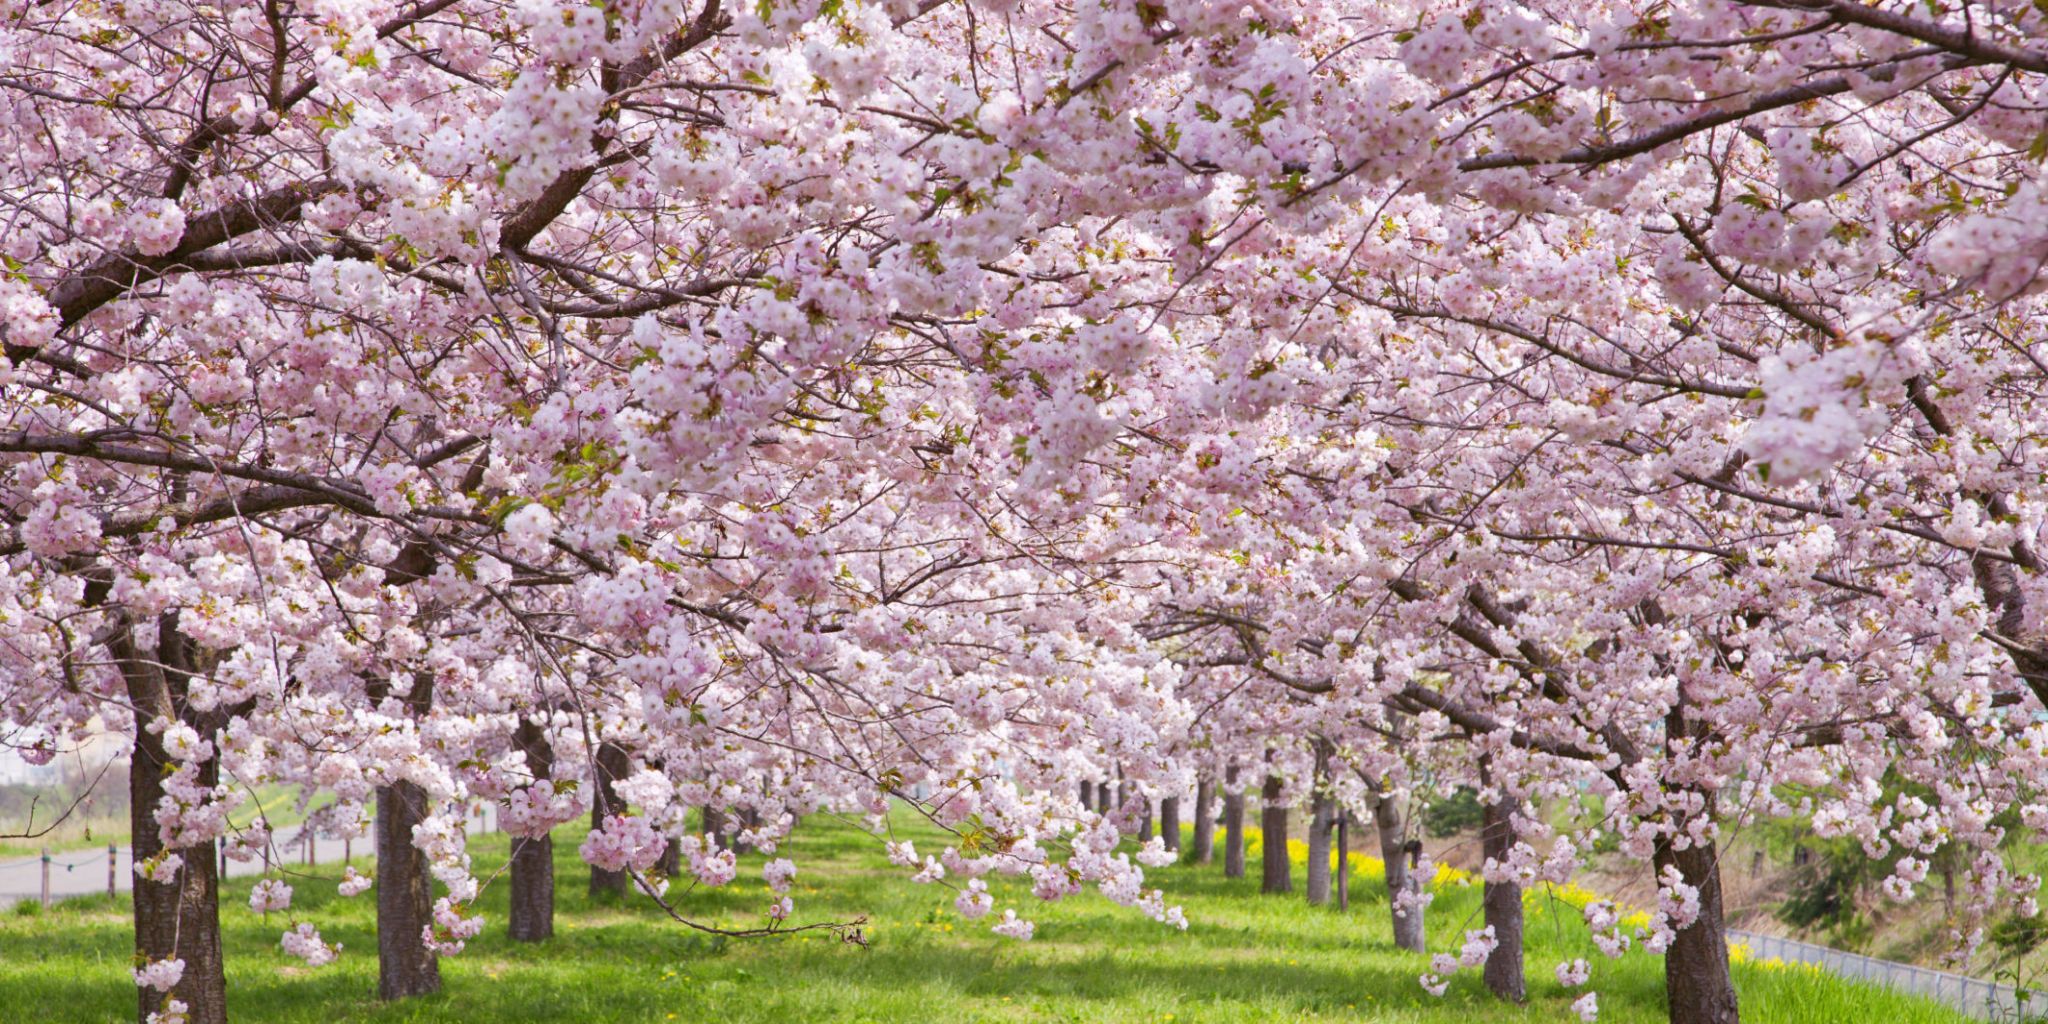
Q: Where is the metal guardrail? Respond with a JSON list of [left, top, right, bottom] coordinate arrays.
[[1731, 929, 2047, 1021]]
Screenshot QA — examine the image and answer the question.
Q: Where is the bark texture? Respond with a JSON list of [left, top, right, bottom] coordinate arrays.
[[1656, 837, 1738, 1024], [1480, 791, 1525, 1002], [1260, 775, 1291, 894], [1375, 793, 1425, 952], [508, 717, 555, 942], [1305, 792, 1334, 906], [587, 739, 632, 898], [1190, 778, 1215, 864], [1222, 770, 1246, 879], [1336, 810, 1350, 910], [376, 776, 442, 1000], [1659, 695, 1738, 1024], [118, 622, 229, 1024], [374, 673, 441, 1001]]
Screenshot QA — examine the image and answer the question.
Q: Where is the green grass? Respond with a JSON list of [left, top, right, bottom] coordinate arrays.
[[0, 815, 1975, 1023]]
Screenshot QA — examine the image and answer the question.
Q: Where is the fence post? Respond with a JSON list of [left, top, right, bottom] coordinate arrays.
[[107, 843, 116, 898], [40, 848, 50, 907]]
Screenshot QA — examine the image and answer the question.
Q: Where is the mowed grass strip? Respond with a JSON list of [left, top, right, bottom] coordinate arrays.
[[0, 814, 1973, 1023]]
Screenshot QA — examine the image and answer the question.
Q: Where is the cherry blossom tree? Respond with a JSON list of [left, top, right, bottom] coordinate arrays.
[[4, 4, 2048, 1024]]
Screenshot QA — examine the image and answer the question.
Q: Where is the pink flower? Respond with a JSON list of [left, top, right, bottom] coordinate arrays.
[[133, 957, 185, 992], [249, 879, 293, 914], [991, 909, 1035, 940]]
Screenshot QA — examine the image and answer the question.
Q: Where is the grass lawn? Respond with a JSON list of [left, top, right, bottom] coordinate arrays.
[[0, 813, 1973, 1023]]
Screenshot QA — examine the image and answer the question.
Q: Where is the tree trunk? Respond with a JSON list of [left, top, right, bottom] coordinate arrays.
[[508, 717, 554, 943], [117, 624, 228, 1024], [1336, 810, 1350, 910], [376, 777, 441, 999], [703, 805, 729, 850], [1139, 798, 1154, 841], [1306, 792, 1334, 906], [1080, 780, 1094, 811], [1160, 796, 1181, 851], [588, 739, 631, 898], [1480, 790, 1525, 1002], [374, 673, 441, 1001], [1190, 778, 1215, 864], [1223, 769, 1246, 879], [1656, 688, 1738, 1024], [1654, 835, 1736, 1024], [1097, 781, 1114, 815], [1260, 775, 1291, 894], [1375, 792, 1425, 952], [735, 807, 760, 856], [1656, 836, 1738, 1024]]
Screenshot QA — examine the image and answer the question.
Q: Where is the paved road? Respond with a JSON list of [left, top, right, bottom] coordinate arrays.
[[0, 806, 495, 906]]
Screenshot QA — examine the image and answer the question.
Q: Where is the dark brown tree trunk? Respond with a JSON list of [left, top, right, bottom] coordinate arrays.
[[373, 673, 440, 1001], [1656, 836, 1737, 1024], [508, 717, 554, 942], [1658, 693, 1738, 1024], [735, 807, 760, 856], [1080, 781, 1094, 811], [1306, 791, 1334, 906], [588, 739, 631, 898], [703, 805, 729, 850], [376, 777, 441, 1000], [1097, 781, 1114, 814], [1222, 768, 1246, 879], [1260, 775, 1291, 895], [117, 624, 228, 1024], [1336, 809, 1351, 910], [1375, 792, 1425, 952], [657, 837, 681, 878], [1139, 798, 1154, 841], [1190, 778, 1215, 864], [1160, 796, 1181, 851], [1480, 789, 1525, 1002]]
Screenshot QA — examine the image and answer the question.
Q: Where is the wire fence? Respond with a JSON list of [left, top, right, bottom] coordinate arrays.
[[1731, 929, 2048, 1021], [0, 848, 116, 873]]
